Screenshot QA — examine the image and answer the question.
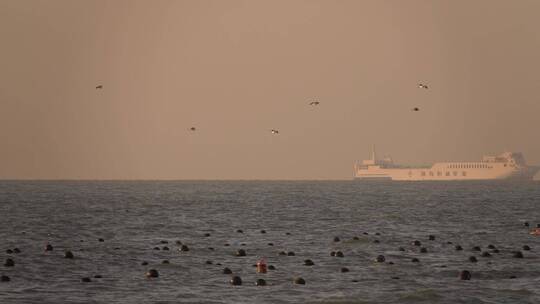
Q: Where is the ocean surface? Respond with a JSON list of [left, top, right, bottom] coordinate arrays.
[[1, 180, 540, 304]]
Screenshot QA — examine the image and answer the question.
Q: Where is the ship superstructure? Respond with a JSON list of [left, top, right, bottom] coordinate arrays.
[[354, 147, 539, 181]]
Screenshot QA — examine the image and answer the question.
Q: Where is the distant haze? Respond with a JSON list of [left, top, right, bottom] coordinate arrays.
[[1, 0, 539, 180]]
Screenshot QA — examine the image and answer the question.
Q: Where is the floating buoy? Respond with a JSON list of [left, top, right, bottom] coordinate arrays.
[[459, 270, 471, 280], [145, 269, 159, 278], [230, 276, 242, 286]]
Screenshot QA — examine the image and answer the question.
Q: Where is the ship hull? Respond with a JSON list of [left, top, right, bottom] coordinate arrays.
[[354, 165, 540, 181]]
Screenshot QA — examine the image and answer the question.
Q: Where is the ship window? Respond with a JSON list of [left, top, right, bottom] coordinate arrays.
[[462, 171, 467, 176], [453, 171, 458, 176], [446, 171, 450, 176], [437, 171, 442, 176], [429, 171, 434, 176], [421, 171, 426, 176]]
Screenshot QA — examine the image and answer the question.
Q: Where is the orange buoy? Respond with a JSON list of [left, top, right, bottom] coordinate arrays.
[[256, 258, 267, 273], [529, 228, 540, 236]]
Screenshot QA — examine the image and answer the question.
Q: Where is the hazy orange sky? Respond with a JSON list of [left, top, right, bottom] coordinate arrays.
[[1, 0, 539, 179]]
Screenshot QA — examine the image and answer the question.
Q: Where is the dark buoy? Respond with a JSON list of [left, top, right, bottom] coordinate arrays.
[[160, 240, 168, 244], [428, 235, 435, 241], [472, 246, 481, 251], [205, 260, 213, 265], [236, 249, 246, 257], [388, 261, 394, 265], [513, 251, 524, 258], [285, 232, 291, 235], [162, 260, 170, 264], [230, 276, 242, 286], [175, 240, 182, 245], [236, 229, 243, 233], [1, 275, 10, 282], [162, 246, 169, 251], [94, 275, 102, 278], [468, 256, 478, 263], [4, 258, 14, 267], [278, 251, 287, 256], [411, 258, 419, 263], [459, 270, 471, 280], [412, 240, 421, 246], [145, 269, 159, 278], [268, 265, 276, 270], [509, 275, 517, 279], [333, 236, 340, 242], [81, 277, 92, 282], [98, 238, 104, 242], [492, 249, 500, 253], [180, 245, 190, 252], [373, 240, 380, 244], [64, 251, 74, 259], [153, 247, 160, 250], [375, 255, 385, 263], [336, 251, 344, 258], [223, 267, 232, 274], [447, 241, 453, 244], [523, 245, 531, 251], [487, 244, 496, 249], [353, 236, 360, 240], [363, 232, 369, 235], [260, 230, 266, 234], [208, 247, 215, 251], [45, 244, 53, 251], [524, 222, 529, 227], [293, 277, 306, 285], [375, 232, 381, 236], [420, 247, 428, 253], [330, 251, 336, 257], [481, 252, 492, 257], [287, 251, 295, 256], [340, 267, 349, 273], [141, 261, 148, 266], [455, 245, 463, 251], [398, 247, 405, 251], [255, 278, 266, 286], [5, 249, 13, 254], [204, 233, 211, 237], [304, 259, 314, 266], [267, 242, 274, 246]]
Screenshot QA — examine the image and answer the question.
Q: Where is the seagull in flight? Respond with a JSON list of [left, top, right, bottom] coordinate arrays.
[[309, 101, 320, 106], [189, 127, 196, 131], [271, 129, 279, 134], [417, 83, 428, 89], [95, 85, 103, 89], [412, 107, 420, 112]]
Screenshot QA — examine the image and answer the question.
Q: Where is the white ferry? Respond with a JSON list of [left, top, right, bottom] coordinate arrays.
[[354, 147, 539, 181]]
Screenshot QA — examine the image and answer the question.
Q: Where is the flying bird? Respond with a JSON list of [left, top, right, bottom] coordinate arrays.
[[309, 101, 320, 106], [95, 85, 103, 89], [412, 107, 420, 112], [271, 129, 279, 134], [189, 127, 196, 131], [417, 83, 428, 89]]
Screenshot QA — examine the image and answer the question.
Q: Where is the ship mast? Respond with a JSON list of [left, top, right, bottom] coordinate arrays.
[[372, 145, 376, 162]]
